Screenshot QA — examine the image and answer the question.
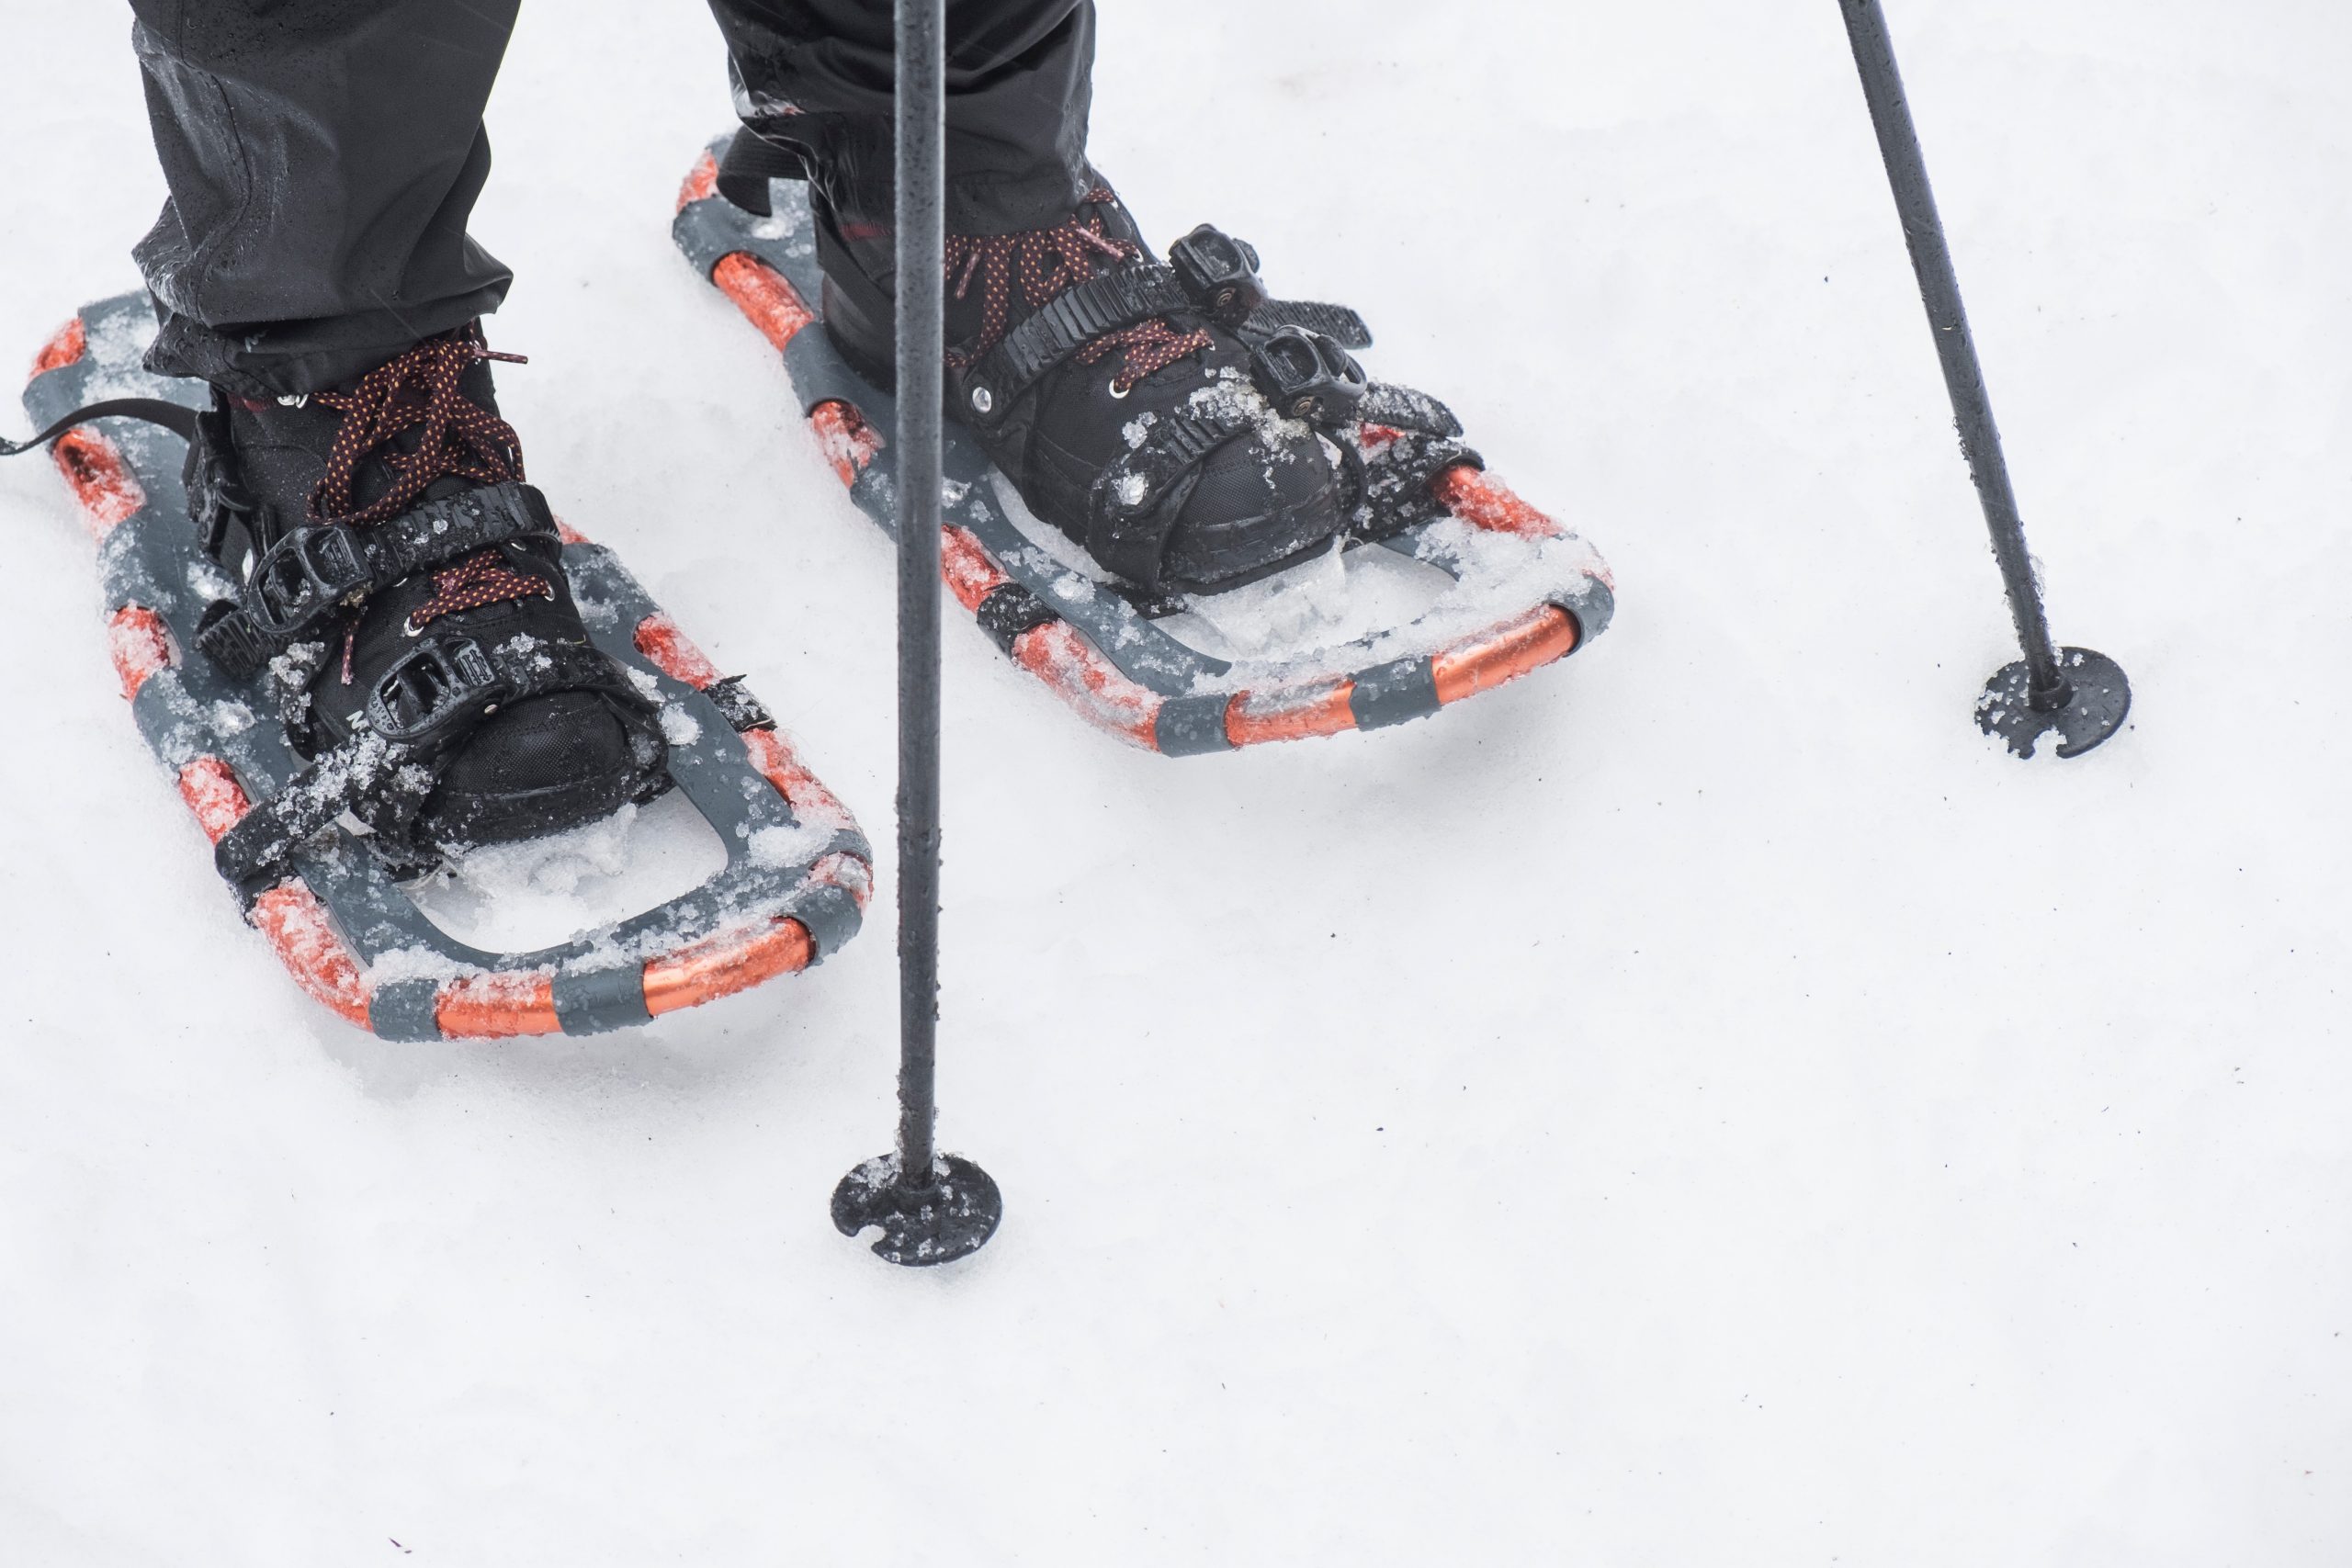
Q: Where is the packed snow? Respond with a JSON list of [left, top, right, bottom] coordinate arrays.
[[3, 3, 2347, 1564], [405, 791, 731, 955]]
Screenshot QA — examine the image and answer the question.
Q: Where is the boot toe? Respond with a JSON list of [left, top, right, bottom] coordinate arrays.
[[420, 691, 641, 847], [1159, 426, 1343, 592]]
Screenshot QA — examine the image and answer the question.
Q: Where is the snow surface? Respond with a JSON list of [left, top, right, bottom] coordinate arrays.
[[4, 2, 2349, 1562]]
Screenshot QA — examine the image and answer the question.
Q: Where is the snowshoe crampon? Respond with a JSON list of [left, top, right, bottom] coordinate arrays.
[[19, 299, 870, 1040], [673, 134, 1614, 755]]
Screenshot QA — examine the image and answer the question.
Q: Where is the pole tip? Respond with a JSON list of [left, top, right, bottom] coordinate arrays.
[[832, 1152, 1002, 1267], [1976, 647, 2131, 759]]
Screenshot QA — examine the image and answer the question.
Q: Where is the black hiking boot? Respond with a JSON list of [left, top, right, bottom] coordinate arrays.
[[193, 326, 662, 862], [810, 179, 1349, 595]]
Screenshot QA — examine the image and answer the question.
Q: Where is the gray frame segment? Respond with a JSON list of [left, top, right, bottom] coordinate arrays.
[[368, 979, 443, 1043], [793, 881, 865, 959], [1554, 576, 1615, 643], [1154, 694, 1233, 755], [1348, 656, 1441, 729], [552, 964, 653, 1035]]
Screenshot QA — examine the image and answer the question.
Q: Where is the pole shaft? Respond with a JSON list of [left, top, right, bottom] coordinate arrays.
[[894, 0, 945, 1183], [1838, 0, 2065, 694]]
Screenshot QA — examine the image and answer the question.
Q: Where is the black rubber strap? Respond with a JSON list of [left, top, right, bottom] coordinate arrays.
[[347, 481, 558, 586], [960, 263, 1193, 424], [1243, 299, 1373, 352], [1358, 380, 1462, 438], [363, 631, 646, 750], [1086, 404, 1256, 588], [974, 581, 1059, 653], [213, 731, 426, 892], [716, 130, 808, 216], [216, 632, 652, 889], [0, 397, 198, 457], [702, 674, 776, 733], [240, 480, 560, 640], [1345, 430, 1484, 541]]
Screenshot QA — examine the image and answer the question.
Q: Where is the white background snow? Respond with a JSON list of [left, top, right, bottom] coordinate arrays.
[[3, 1, 2347, 1562]]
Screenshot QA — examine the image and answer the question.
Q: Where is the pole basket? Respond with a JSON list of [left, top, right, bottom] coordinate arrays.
[[832, 1153, 1005, 1267], [1975, 647, 2130, 759]]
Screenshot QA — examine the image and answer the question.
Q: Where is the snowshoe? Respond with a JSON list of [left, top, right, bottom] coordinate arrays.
[[675, 132, 1614, 754], [11, 298, 870, 1040]]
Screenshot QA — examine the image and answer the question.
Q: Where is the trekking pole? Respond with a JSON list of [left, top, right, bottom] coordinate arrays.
[[1837, 0, 2130, 759], [831, 0, 1002, 1265]]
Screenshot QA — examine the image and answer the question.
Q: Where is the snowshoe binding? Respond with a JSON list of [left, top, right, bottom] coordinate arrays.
[[675, 131, 1614, 753], [10, 300, 870, 1039]]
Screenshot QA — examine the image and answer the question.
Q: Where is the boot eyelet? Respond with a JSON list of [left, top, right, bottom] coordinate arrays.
[[403, 614, 426, 637], [1108, 380, 1133, 400]]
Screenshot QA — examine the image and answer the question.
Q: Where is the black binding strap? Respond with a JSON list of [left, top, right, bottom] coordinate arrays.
[[702, 674, 777, 733], [212, 728, 431, 896], [957, 263, 1193, 426], [214, 631, 656, 890], [1242, 299, 1373, 352], [1358, 380, 1462, 439], [1338, 378, 1475, 539], [716, 129, 808, 216], [186, 402, 261, 561], [974, 581, 1059, 653], [1343, 427, 1484, 541], [237, 480, 559, 641], [1086, 405, 1257, 589], [0, 397, 199, 457]]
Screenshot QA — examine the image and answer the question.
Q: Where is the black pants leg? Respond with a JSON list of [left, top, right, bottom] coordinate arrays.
[[130, 0, 520, 399], [128, 0, 1092, 398], [707, 0, 1095, 236]]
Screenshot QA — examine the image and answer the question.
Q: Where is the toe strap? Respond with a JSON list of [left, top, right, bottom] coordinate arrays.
[[1086, 404, 1261, 590], [213, 631, 662, 894]]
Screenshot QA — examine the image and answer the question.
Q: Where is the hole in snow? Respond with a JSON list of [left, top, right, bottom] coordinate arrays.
[[399, 787, 729, 955], [1153, 541, 1456, 663]]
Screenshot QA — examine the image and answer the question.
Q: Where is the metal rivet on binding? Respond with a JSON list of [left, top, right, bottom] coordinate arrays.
[[969, 385, 994, 414]]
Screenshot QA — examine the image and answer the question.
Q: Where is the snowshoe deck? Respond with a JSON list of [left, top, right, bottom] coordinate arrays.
[[673, 135, 1613, 755], [21, 298, 871, 1041]]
